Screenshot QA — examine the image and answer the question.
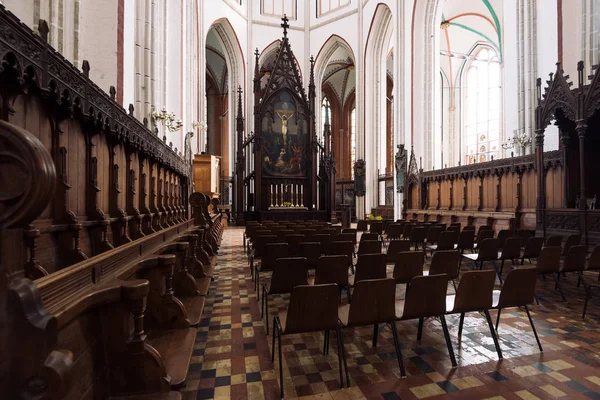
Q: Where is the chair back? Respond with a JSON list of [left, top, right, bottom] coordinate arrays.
[[450, 222, 461, 230], [284, 284, 340, 334], [562, 245, 588, 272], [342, 228, 357, 244], [447, 225, 460, 233], [336, 233, 356, 245], [313, 233, 332, 255], [477, 225, 493, 237], [500, 237, 522, 260], [456, 230, 475, 251], [496, 229, 513, 249], [545, 235, 563, 247], [355, 253, 387, 284], [409, 226, 427, 242], [463, 225, 476, 233], [393, 251, 424, 283], [476, 229, 494, 246], [437, 231, 459, 251], [402, 223, 415, 238], [515, 229, 533, 247], [496, 266, 538, 308], [429, 250, 461, 279], [298, 242, 321, 269], [360, 233, 379, 242], [277, 229, 294, 242], [386, 223, 403, 240], [254, 235, 277, 257], [369, 221, 383, 234], [315, 255, 350, 286], [522, 237, 544, 259], [386, 240, 411, 263], [451, 270, 496, 312], [535, 246, 561, 273], [322, 228, 337, 236], [400, 274, 449, 320], [562, 234, 581, 256], [477, 238, 500, 261], [588, 244, 600, 271], [285, 234, 306, 256], [356, 220, 369, 232], [261, 243, 290, 272], [329, 241, 354, 260], [299, 229, 316, 241], [358, 240, 382, 255], [346, 279, 397, 326], [268, 257, 309, 294], [426, 226, 443, 243]]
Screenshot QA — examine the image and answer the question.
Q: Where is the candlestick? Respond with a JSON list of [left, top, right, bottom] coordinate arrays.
[[270, 184, 274, 207], [279, 183, 283, 206], [300, 185, 304, 207]]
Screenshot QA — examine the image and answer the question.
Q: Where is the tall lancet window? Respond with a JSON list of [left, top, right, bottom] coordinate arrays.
[[464, 46, 501, 165], [321, 97, 331, 135]]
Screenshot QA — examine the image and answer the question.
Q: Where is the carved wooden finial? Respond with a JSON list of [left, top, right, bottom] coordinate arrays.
[[578, 60, 585, 87], [169, 142, 173, 148], [109, 86, 116, 101], [38, 20, 49, 41], [281, 15, 290, 37], [128, 104, 134, 115], [143, 117, 148, 127], [81, 60, 90, 77]]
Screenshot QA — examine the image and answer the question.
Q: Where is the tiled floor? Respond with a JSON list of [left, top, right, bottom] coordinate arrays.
[[182, 227, 600, 399]]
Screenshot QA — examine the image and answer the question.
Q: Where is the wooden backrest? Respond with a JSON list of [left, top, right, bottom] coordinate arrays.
[[562, 234, 581, 256], [360, 232, 379, 242], [545, 235, 563, 247], [496, 266, 538, 307], [346, 279, 397, 326], [315, 255, 350, 286], [355, 253, 387, 284], [536, 246, 562, 273], [358, 240, 382, 255], [438, 231, 459, 250], [588, 245, 600, 271], [283, 284, 340, 334], [393, 251, 424, 282], [562, 245, 588, 272], [451, 270, 495, 312], [298, 242, 321, 269], [268, 257, 309, 294], [261, 243, 289, 271], [522, 237, 544, 258], [285, 234, 306, 256], [386, 240, 412, 263], [329, 241, 354, 258], [400, 274, 448, 320], [429, 250, 461, 279], [500, 237, 522, 259], [477, 239, 500, 261]]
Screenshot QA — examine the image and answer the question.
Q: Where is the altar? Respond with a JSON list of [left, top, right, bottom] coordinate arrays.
[[257, 210, 327, 222]]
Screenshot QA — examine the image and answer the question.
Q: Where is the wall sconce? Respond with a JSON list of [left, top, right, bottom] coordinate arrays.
[[151, 107, 183, 132]]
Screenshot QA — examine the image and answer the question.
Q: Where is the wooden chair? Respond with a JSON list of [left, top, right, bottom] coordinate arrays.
[[515, 229, 533, 248], [356, 219, 369, 231], [545, 235, 563, 247], [496, 229, 513, 249], [262, 257, 309, 333], [562, 234, 581, 256], [445, 270, 502, 359], [353, 253, 387, 285], [455, 230, 475, 254], [313, 233, 333, 255], [360, 232, 379, 242], [394, 274, 457, 376], [358, 239, 382, 255], [341, 228, 358, 245], [254, 243, 289, 296], [298, 241, 322, 270], [249, 234, 277, 273], [386, 240, 412, 264], [392, 251, 425, 289], [520, 237, 544, 265], [582, 245, 600, 318], [462, 239, 502, 282], [329, 241, 355, 266], [559, 245, 588, 297], [425, 225, 443, 246], [498, 237, 522, 276], [473, 229, 494, 252], [299, 229, 316, 241], [428, 230, 459, 255], [315, 255, 352, 302], [369, 221, 384, 236], [338, 278, 403, 386], [276, 229, 294, 242], [534, 246, 564, 301], [285, 234, 305, 256], [427, 250, 461, 291], [493, 266, 543, 351], [409, 226, 428, 251], [385, 223, 403, 241], [272, 284, 346, 398], [401, 223, 415, 239]]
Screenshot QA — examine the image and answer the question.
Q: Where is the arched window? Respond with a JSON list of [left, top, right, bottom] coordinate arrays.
[[464, 47, 501, 165], [350, 106, 356, 179]]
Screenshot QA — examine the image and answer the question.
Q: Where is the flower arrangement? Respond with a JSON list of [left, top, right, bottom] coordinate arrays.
[[283, 201, 293, 207], [367, 213, 383, 221]]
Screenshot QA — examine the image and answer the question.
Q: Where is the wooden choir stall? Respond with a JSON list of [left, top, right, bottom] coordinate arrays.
[[0, 7, 225, 400], [232, 16, 336, 224], [405, 60, 600, 245]]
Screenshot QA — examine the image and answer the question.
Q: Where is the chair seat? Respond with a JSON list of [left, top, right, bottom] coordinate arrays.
[[179, 295, 206, 326], [445, 295, 456, 313], [195, 277, 211, 296], [462, 254, 478, 261], [338, 304, 350, 326], [492, 290, 500, 308], [146, 328, 196, 389]]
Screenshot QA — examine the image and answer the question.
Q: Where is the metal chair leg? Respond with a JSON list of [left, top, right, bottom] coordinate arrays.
[[417, 317, 424, 341], [440, 315, 457, 367], [553, 273, 567, 302], [495, 308, 502, 331], [271, 318, 276, 362], [323, 330, 329, 355], [524, 305, 543, 352], [372, 323, 379, 347], [458, 312, 465, 340], [390, 321, 406, 378], [484, 309, 503, 359], [337, 327, 350, 387], [278, 322, 284, 399], [334, 327, 344, 388]]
